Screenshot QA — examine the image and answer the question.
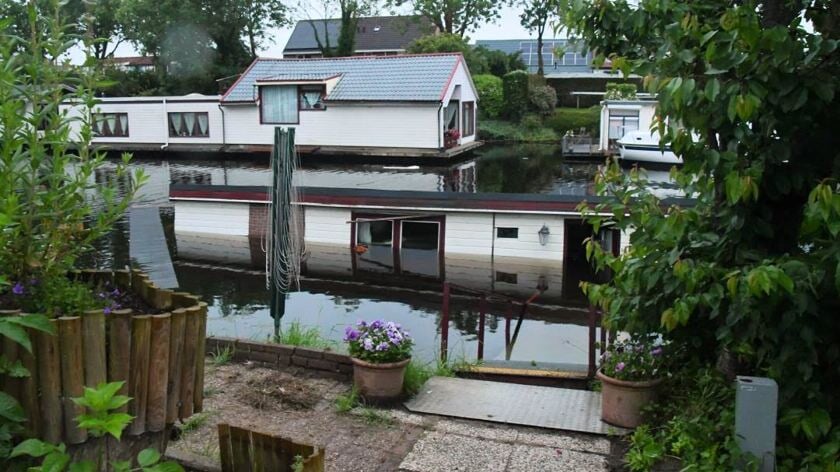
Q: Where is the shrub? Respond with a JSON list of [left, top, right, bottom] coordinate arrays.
[[472, 46, 526, 77], [520, 114, 543, 131], [605, 82, 637, 100], [528, 85, 558, 116], [406, 33, 488, 75], [473, 74, 503, 119], [343, 320, 413, 363], [599, 336, 666, 381], [502, 70, 529, 121], [546, 107, 601, 136]]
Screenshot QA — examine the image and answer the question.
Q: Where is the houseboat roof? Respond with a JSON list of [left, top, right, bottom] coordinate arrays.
[[222, 54, 465, 104], [284, 16, 429, 54]]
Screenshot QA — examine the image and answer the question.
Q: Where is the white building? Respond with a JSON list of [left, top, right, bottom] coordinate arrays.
[[63, 54, 481, 158], [598, 98, 658, 152]]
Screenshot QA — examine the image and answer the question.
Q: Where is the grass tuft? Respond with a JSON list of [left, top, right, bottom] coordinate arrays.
[[402, 358, 460, 397], [271, 320, 334, 349], [210, 346, 233, 366], [334, 387, 360, 413], [180, 411, 211, 433]]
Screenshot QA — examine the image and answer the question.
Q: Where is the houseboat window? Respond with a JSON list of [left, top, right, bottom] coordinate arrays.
[[299, 85, 326, 110], [168, 112, 209, 137], [462, 102, 475, 137], [401, 221, 439, 250], [496, 227, 519, 239], [444, 101, 459, 130], [608, 109, 640, 140], [92, 113, 129, 137], [261, 85, 298, 124], [357, 221, 392, 246], [495, 271, 518, 284], [401, 221, 440, 278]]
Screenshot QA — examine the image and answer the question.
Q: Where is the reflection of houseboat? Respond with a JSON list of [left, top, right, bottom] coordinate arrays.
[[62, 54, 481, 158], [170, 184, 640, 303]]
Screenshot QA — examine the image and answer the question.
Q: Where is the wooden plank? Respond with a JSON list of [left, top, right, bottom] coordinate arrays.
[[128, 315, 152, 435], [35, 322, 62, 443], [108, 309, 133, 413], [230, 426, 252, 472], [178, 305, 200, 419], [166, 308, 186, 423], [146, 314, 171, 432], [193, 302, 208, 412], [218, 423, 233, 472], [83, 310, 107, 388], [58, 316, 87, 444]]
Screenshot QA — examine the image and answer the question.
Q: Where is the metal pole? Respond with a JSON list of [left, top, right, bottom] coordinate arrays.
[[477, 295, 486, 361], [440, 282, 450, 363], [269, 127, 294, 338]]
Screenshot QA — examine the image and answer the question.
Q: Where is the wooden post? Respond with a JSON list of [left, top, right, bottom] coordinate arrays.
[[35, 322, 62, 443], [146, 314, 171, 432], [128, 315, 151, 435], [108, 309, 133, 413], [166, 308, 186, 423], [58, 316, 87, 444], [193, 302, 208, 413], [20, 328, 41, 438], [440, 283, 450, 363], [179, 305, 201, 419], [83, 309, 107, 388]]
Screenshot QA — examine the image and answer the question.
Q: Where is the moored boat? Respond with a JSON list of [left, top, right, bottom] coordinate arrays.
[[617, 130, 682, 165]]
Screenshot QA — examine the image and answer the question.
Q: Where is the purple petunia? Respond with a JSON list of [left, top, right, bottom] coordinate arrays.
[[343, 326, 360, 342], [651, 347, 663, 356], [11, 282, 24, 295], [363, 338, 374, 351], [376, 342, 389, 351], [615, 362, 626, 372], [104, 306, 112, 315]]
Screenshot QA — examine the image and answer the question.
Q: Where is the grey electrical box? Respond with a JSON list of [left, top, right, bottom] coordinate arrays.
[[735, 376, 778, 472]]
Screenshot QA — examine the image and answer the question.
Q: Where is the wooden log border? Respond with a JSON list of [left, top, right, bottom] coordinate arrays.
[[2, 270, 207, 445]]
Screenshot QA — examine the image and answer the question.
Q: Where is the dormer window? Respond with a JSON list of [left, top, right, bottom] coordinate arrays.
[[299, 85, 326, 110]]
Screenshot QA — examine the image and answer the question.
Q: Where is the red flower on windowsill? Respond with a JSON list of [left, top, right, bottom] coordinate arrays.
[[444, 129, 461, 149]]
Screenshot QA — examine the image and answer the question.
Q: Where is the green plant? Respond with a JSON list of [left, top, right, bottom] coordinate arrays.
[[604, 82, 637, 100], [344, 320, 412, 364], [334, 388, 360, 413], [473, 74, 504, 119], [599, 336, 666, 381], [179, 411, 211, 433], [520, 114, 544, 131], [477, 119, 559, 143], [402, 358, 456, 396], [272, 321, 334, 349], [11, 382, 183, 471], [528, 84, 557, 115], [359, 407, 393, 426], [291, 454, 304, 472], [210, 346, 233, 366], [545, 107, 600, 136], [502, 70, 530, 121]]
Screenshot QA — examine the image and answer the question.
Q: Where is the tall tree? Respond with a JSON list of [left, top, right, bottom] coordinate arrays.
[[388, 0, 504, 37], [561, 0, 839, 468], [301, 0, 374, 57], [519, 0, 556, 76]]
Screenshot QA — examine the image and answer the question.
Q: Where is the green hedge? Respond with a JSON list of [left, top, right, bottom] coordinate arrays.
[[473, 74, 503, 119], [502, 70, 529, 121], [478, 117, 559, 142], [545, 106, 601, 136]]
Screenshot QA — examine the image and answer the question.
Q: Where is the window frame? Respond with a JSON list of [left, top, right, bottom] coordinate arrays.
[[168, 111, 210, 138], [92, 112, 129, 138], [462, 101, 475, 137], [259, 85, 300, 125], [496, 227, 519, 239], [298, 84, 327, 111]]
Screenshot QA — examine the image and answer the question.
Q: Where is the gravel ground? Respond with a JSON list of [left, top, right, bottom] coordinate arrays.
[[167, 359, 625, 471]]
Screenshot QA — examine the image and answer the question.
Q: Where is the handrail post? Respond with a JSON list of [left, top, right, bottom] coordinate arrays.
[[477, 295, 486, 361], [440, 282, 450, 363]]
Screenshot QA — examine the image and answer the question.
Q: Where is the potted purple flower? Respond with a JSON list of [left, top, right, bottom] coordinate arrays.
[[596, 336, 666, 428], [344, 320, 413, 402]]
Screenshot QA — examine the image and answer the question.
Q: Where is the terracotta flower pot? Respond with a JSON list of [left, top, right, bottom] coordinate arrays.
[[351, 357, 410, 403], [597, 370, 663, 428]]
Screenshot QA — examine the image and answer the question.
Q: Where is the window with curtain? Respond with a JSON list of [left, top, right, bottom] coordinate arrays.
[[608, 109, 640, 139], [168, 112, 209, 137], [261, 85, 298, 123], [444, 101, 459, 130], [299, 85, 326, 110], [462, 102, 475, 137], [92, 113, 129, 137]]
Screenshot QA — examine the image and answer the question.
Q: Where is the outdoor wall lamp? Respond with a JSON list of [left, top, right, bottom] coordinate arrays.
[[538, 224, 550, 246]]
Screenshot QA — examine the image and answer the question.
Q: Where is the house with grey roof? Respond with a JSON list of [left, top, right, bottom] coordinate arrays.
[[62, 53, 480, 157], [284, 16, 432, 58]]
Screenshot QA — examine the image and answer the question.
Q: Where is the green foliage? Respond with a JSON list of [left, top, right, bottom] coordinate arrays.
[[11, 382, 183, 472], [210, 346, 233, 366], [473, 74, 504, 119], [561, 0, 840, 468], [334, 388, 360, 413], [3, 277, 102, 318], [344, 320, 412, 364], [402, 359, 456, 396], [545, 107, 600, 136], [179, 411, 211, 433], [471, 46, 526, 77], [626, 367, 754, 471], [599, 336, 666, 381], [406, 33, 484, 74], [388, 0, 504, 37], [528, 84, 558, 116], [502, 70, 530, 121], [359, 407, 393, 426], [519, 0, 558, 75], [271, 321, 334, 350], [478, 119, 558, 143], [604, 82, 637, 100], [291, 454, 304, 472]]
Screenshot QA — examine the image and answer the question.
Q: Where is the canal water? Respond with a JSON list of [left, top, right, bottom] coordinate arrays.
[[94, 144, 673, 367]]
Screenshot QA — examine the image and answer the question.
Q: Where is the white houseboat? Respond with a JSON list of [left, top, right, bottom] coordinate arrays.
[[599, 97, 681, 165], [63, 54, 481, 158]]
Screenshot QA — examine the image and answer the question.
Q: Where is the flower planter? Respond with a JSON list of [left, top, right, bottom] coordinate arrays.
[[597, 370, 663, 428], [351, 357, 410, 403]]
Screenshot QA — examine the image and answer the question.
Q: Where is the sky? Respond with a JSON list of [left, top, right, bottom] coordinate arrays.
[[102, 4, 556, 60]]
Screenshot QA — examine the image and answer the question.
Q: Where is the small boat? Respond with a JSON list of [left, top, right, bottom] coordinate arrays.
[[617, 131, 682, 165]]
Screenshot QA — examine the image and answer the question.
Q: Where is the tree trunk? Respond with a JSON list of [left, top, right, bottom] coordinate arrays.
[[536, 31, 544, 76]]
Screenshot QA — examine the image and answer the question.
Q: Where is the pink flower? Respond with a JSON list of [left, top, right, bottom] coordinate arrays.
[[615, 362, 626, 372]]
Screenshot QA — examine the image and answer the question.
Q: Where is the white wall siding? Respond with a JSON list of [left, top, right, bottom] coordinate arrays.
[[304, 207, 352, 245], [444, 213, 494, 257], [174, 201, 250, 237], [492, 214, 566, 262]]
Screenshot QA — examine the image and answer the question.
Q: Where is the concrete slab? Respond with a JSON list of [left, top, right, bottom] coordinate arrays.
[[399, 431, 514, 472], [507, 444, 608, 472], [404, 377, 627, 436]]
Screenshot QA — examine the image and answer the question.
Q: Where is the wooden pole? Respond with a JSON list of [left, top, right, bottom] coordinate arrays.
[[193, 302, 208, 413], [179, 305, 201, 419], [83, 309, 107, 388], [128, 315, 151, 435], [108, 309, 133, 413], [146, 314, 171, 432], [166, 308, 186, 424], [58, 316, 87, 444], [35, 321, 62, 443], [20, 327, 41, 438]]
